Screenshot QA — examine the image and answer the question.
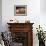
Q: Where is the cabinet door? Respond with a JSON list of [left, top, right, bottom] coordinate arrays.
[[11, 32, 28, 46]]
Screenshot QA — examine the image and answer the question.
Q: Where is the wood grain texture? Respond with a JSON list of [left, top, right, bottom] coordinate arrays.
[[7, 23, 34, 46]]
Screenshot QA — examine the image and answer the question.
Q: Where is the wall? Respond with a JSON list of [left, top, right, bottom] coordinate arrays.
[[2, 0, 40, 46], [2, 0, 40, 30], [0, 0, 2, 32], [40, 0, 46, 13], [40, 0, 46, 31]]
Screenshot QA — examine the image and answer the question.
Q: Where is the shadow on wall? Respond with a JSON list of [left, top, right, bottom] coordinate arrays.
[[0, 0, 2, 32], [0, 16, 2, 32], [40, 0, 46, 13]]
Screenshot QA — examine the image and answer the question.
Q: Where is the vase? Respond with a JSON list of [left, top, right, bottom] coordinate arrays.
[[39, 40, 45, 46]]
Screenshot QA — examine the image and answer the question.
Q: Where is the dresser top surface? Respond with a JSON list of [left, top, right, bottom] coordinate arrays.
[[7, 23, 34, 25]]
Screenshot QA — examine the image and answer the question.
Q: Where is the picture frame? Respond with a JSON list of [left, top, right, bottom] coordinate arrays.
[[14, 5, 27, 16]]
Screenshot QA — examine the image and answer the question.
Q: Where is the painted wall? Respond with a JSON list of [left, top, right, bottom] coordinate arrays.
[[0, 0, 2, 32], [2, 0, 40, 30], [40, 0, 46, 13], [40, 0, 46, 31], [2, 0, 46, 46], [2, 0, 40, 46]]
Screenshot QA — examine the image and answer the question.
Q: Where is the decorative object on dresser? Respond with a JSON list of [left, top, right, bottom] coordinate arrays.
[[7, 23, 34, 46], [8, 19, 19, 23]]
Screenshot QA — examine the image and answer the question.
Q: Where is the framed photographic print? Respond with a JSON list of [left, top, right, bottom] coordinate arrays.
[[14, 5, 27, 16]]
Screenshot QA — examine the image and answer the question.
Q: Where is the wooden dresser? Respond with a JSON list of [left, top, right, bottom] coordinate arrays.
[[7, 23, 34, 46]]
